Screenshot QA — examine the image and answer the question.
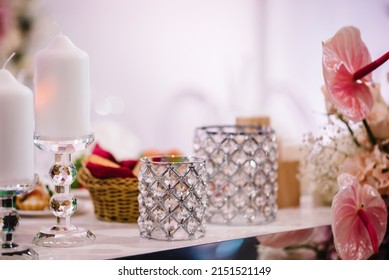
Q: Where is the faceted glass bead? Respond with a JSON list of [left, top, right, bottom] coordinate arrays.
[[49, 163, 76, 186], [50, 193, 77, 218]]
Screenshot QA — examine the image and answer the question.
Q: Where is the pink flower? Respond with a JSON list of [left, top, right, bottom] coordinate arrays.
[[322, 26, 373, 122], [338, 146, 389, 193], [257, 228, 314, 248], [366, 84, 389, 139], [0, 0, 11, 40], [338, 151, 375, 183], [321, 85, 337, 115], [331, 173, 387, 260]]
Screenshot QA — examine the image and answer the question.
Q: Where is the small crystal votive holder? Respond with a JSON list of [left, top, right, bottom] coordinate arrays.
[[137, 156, 207, 241], [194, 125, 278, 225]]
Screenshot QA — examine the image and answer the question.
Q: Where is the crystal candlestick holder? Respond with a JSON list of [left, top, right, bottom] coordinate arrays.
[[0, 174, 39, 259], [33, 134, 95, 247]]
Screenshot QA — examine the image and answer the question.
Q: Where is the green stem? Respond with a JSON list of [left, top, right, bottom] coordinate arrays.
[[362, 119, 376, 146], [338, 115, 360, 147]]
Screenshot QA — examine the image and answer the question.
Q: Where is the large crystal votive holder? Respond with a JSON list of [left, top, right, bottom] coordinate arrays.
[[194, 125, 278, 225], [137, 156, 207, 241]]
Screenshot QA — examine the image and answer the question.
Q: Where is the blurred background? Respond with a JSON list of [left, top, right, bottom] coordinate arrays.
[[2, 0, 389, 157]]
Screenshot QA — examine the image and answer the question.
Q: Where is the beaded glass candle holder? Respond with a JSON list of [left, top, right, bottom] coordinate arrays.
[[194, 125, 278, 225], [137, 156, 207, 241]]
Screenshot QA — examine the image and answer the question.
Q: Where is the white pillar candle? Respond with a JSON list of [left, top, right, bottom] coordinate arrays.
[[0, 69, 34, 185], [34, 34, 91, 139]]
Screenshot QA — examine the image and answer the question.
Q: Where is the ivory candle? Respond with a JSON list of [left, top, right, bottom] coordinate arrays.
[[0, 69, 34, 185], [34, 34, 91, 139]]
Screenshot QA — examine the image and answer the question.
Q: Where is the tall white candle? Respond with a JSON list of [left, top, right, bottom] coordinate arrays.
[[0, 69, 35, 185], [34, 34, 91, 139]]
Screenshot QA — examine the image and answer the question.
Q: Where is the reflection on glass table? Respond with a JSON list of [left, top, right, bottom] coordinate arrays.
[[15, 197, 332, 260], [119, 225, 389, 260], [118, 237, 259, 260]]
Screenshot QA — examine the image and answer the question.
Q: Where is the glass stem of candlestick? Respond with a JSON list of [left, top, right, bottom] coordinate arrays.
[[33, 134, 95, 247], [54, 185, 72, 230], [49, 153, 77, 231]]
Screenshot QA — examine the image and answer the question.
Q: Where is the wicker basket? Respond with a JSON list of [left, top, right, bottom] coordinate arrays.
[[77, 167, 139, 223]]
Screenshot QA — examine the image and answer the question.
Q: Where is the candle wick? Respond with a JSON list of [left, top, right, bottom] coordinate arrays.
[[2, 52, 16, 70], [52, 19, 62, 35]]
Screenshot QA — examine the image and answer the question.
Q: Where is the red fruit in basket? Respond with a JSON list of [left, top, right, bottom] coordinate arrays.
[[86, 161, 137, 179], [120, 160, 138, 170], [84, 143, 139, 179], [85, 154, 120, 168], [92, 143, 117, 163]]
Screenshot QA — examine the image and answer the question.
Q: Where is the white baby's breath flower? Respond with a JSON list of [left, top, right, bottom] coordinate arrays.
[[299, 116, 363, 206]]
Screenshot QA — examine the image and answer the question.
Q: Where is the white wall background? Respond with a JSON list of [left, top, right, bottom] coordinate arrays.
[[36, 0, 389, 157]]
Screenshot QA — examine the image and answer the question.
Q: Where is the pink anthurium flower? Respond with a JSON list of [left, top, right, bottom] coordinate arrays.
[[332, 173, 387, 260], [322, 26, 389, 123], [322, 26, 373, 123]]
